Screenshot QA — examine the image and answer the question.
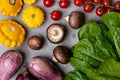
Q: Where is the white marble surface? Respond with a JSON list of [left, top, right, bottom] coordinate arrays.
[[0, 0, 117, 80]]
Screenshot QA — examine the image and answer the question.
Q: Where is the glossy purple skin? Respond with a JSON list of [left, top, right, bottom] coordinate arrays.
[[0, 50, 23, 80], [16, 74, 38, 80], [16, 74, 24, 80], [28, 57, 63, 80]]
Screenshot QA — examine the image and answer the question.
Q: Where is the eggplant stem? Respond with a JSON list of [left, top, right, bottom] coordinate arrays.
[[21, 67, 29, 77]]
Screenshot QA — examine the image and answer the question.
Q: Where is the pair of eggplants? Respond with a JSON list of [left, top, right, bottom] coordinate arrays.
[[0, 50, 63, 80]]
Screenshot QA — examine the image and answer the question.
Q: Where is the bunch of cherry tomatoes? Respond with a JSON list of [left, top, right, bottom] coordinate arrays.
[[43, 0, 120, 21], [84, 0, 120, 16]]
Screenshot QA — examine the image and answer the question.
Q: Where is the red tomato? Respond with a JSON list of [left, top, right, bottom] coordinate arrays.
[[74, 0, 84, 6], [51, 10, 61, 21], [101, 0, 112, 6], [114, 1, 120, 8], [43, 0, 54, 7], [105, 7, 114, 13], [96, 6, 106, 16], [114, 1, 120, 13], [59, 0, 69, 8], [92, 0, 101, 4], [85, 0, 92, 2], [117, 10, 120, 13], [83, 3, 94, 12]]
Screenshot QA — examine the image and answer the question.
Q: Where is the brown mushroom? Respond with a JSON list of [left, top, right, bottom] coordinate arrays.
[[47, 24, 66, 44], [28, 35, 43, 50], [65, 11, 85, 29], [53, 46, 70, 64]]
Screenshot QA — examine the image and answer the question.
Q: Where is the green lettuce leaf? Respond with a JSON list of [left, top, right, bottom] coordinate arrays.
[[64, 70, 88, 80], [70, 57, 117, 80], [98, 58, 120, 78], [102, 12, 120, 59], [78, 20, 117, 60], [102, 12, 120, 29]]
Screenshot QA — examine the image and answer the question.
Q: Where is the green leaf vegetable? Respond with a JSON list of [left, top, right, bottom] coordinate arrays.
[[64, 12, 120, 80], [102, 12, 120, 58], [64, 70, 88, 80], [70, 58, 118, 80], [98, 58, 120, 78], [78, 20, 117, 61]]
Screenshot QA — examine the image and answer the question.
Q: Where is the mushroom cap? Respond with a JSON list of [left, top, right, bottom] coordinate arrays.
[[69, 11, 85, 29], [53, 46, 70, 64], [47, 24, 66, 43], [28, 35, 43, 50]]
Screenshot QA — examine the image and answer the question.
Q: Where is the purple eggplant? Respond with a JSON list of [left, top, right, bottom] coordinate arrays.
[[28, 56, 63, 80], [16, 67, 38, 80], [0, 50, 23, 80]]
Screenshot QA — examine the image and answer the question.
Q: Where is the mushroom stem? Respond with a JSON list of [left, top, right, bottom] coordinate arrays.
[[47, 24, 66, 43], [50, 30, 57, 36], [52, 56, 58, 62], [64, 16, 69, 22]]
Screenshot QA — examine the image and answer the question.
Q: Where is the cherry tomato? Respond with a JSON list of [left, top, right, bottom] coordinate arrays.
[[92, 0, 101, 4], [101, 0, 112, 6], [43, 0, 54, 7], [83, 3, 94, 12], [74, 0, 84, 6], [85, 0, 92, 2], [51, 10, 61, 21], [113, 1, 120, 13], [59, 0, 69, 8], [105, 7, 114, 13], [96, 6, 106, 16], [117, 10, 120, 13], [114, 1, 120, 8]]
